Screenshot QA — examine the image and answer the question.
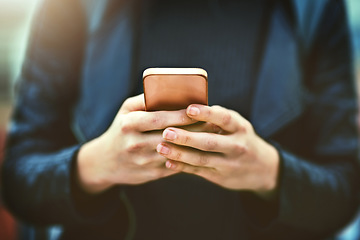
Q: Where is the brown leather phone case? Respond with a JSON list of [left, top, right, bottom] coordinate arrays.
[[143, 68, 208, 111]]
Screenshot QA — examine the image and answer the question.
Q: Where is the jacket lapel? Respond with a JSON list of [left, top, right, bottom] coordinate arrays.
[[72, 1, 136, 142], [74, 2, 306, 142], [250, 5, 305, 139]]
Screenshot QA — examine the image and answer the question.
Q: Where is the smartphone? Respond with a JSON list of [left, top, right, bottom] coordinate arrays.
[[143, 68, 208, 111]]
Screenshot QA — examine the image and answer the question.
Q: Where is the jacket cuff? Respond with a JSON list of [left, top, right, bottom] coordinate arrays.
[[238, 141, 282, 230], [239, 141, 358, 239], [67, 145, 122, 224], [238, 142, 313, 236]]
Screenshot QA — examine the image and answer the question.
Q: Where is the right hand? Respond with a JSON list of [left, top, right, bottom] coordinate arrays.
[[76, 94, 196, 194]]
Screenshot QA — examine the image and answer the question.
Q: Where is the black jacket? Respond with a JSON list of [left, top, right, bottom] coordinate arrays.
[[2, 0, 359, 239]]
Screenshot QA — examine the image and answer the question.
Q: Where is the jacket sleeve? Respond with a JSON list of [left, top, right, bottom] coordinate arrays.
[[1, 0, 121, 225], [240, 0, 360, 238]]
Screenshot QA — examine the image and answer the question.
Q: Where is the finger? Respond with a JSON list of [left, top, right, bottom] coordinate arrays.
[[125, 131, 164, 154], [119, 94, 145, 114], [131, 151, 168, 166], [156, 143, 222, 168], [164, 160, 216, 181], [143, 159, 168, 168], [180, 122, 221, 133], [157, 168, 181, 178], [124, 110, 197, 132], [186, 105, 245, 133], [162, 127, 245, 155]]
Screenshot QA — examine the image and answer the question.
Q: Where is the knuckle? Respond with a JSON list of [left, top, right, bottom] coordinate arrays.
[[120, 119, 133, 133], [238, 125, 247, 133], [236, 118, 252, 133], [198, 153, 209, 166], [120, 125, 132, 134], [211, 123, 221, 133], [233, 143, 247, 154], [204, 106, 214, 118], [181, 135, 191, 145], [244, 120, 253, 131], [205, 138, 218, 151], [150, 113, 164, 127], [171, 162, 180, 171], [191, 167, 201, 174], [126, 142, 146, 153], [222, 112, 232, 126], [134, 157, 148, 166], [174, 151, 182, 161]]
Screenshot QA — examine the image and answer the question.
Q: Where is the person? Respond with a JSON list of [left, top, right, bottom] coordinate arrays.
[[1, 0, 359, 239]]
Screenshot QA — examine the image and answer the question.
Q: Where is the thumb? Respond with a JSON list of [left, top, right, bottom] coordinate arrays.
[[119, 94, 145, 114]]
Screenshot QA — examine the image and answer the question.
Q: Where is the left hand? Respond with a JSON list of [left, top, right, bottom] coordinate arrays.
[[156, 104, 280, 199]]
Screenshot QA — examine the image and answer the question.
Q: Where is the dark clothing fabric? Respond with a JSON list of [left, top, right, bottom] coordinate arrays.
[[136, 1, 267, 118], [2, 0, 360, 240], [127, 2, 267, 239]]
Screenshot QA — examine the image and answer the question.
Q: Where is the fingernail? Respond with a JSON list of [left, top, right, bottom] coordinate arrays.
[[188, 106, 200, 116], [166, 160, 176, 169], [157, 144, 170, 155], [163, 129, 177, 141]]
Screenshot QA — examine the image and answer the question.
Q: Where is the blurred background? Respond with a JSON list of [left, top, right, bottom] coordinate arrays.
[[0, 0, 39, 239], [0, 0, 359, 239]]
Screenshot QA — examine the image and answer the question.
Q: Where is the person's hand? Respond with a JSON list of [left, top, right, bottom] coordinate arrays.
[[156, 104, 280, 199], [76, 94, 196, 194]]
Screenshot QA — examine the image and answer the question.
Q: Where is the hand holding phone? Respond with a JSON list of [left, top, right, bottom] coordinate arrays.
[[143, 68, 208, 111]]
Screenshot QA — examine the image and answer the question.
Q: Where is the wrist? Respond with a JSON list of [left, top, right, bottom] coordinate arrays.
[[76, 136, 112, 194], [255, 141, 280, 200]]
